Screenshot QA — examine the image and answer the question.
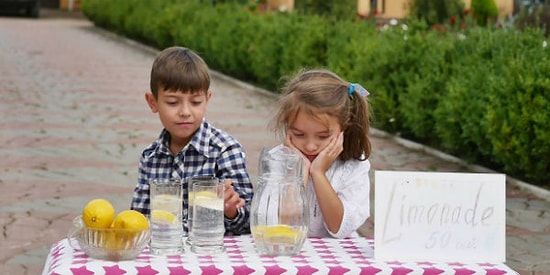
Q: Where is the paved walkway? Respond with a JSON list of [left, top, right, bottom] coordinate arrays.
[[1, 9, 549, 275]]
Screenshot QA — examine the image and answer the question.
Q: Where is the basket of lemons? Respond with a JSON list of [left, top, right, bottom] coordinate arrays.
[[68, 199, 151, 261]]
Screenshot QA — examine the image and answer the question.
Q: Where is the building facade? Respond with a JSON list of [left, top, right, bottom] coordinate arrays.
[[358, 0, 514, 19]]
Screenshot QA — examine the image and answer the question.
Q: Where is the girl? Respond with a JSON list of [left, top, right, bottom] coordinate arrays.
[[270, 69, 372, 238]]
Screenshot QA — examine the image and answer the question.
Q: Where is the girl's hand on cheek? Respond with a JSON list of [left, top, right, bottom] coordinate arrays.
[[310, 132, 344, 174]]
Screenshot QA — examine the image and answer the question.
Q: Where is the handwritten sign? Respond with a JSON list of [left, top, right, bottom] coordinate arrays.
[[374, 171, 506, 262]]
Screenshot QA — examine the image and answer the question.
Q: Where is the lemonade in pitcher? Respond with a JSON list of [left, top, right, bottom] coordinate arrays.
[[251, 224, 307, 255]]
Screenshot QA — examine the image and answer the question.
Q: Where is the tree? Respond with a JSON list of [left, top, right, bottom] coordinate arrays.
[[471, 0, 499, 26]]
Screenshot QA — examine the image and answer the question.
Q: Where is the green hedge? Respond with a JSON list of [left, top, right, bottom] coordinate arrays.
[[81, 0, 550, 186]]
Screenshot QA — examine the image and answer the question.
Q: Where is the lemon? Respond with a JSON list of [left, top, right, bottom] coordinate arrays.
[[251, 225, 268, 235], [193, 195, 224, 211], [188, 190, 217, 202], [106, 210, 149, 250], [251, 225, 268, 240], [82, 199, 116, 228], [263, 225, 300, 244], [112, 210, 149, 230], [151, 210, 177, 224], [264, 225, 296, 237]]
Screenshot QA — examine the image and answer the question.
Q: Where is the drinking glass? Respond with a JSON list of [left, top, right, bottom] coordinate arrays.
[[186, 175, 218, 247], [149, 178, 184, 255], [189, 176, 225, 254]]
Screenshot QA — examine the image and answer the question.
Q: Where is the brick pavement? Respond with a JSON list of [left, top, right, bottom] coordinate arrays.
[[1, 9, 549, 275]]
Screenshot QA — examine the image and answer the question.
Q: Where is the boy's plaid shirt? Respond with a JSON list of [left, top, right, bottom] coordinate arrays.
[[131, 120, 253, 235]]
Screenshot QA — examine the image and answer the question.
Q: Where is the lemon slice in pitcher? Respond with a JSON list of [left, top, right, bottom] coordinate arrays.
[[263, 225, 299, 244]]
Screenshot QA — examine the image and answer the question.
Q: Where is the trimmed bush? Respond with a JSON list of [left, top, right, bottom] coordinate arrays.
[[81, 0, 550, 185]]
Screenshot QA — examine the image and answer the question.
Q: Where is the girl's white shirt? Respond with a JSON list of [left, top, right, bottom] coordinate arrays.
[[306, 157, 371, 238]]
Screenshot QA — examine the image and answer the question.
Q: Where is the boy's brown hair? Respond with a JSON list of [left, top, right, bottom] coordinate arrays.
[[150, 46, 210, 98]]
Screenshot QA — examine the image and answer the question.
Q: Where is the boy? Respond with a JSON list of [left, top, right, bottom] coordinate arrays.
[[131, 46, 253, 235]]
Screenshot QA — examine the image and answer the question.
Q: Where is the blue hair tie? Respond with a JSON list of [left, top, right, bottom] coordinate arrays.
[[348, 83, 370, 97]]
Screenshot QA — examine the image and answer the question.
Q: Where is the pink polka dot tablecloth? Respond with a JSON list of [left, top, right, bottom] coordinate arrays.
[[42, 236, 518, 274]]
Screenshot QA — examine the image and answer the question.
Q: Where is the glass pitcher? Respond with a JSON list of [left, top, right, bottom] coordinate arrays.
[[250, 145, 310, 256]]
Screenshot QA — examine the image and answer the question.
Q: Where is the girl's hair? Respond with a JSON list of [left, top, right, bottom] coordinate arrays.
[[270, 69, 371, 161], [150, 46, 210, 98]]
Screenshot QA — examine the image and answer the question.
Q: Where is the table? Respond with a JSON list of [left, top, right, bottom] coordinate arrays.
[[42, 236, 518, 274]]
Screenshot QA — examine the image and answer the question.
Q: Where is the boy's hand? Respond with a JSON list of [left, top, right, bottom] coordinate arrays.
[[223, 179, 244, 219]]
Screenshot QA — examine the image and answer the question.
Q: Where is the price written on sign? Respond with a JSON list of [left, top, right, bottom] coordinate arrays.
[[374, 171, 506, 262]]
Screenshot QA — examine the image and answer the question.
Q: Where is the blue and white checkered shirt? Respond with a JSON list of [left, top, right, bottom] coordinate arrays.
[[131, 120, 253, 235]]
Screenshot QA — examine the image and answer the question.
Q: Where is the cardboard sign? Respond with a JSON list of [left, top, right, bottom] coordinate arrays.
[[374, 171, 506, 262]]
